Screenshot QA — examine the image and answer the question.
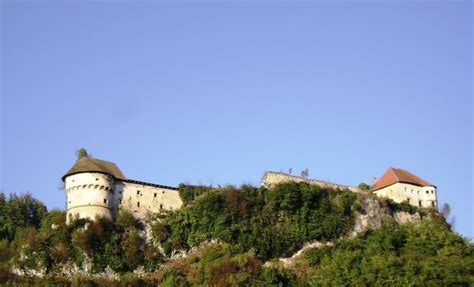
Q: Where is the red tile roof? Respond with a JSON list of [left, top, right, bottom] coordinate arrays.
[[371, 167, 434, 192]]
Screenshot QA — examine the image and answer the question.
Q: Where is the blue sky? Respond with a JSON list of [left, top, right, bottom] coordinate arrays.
[[1, 1, 472, 238]]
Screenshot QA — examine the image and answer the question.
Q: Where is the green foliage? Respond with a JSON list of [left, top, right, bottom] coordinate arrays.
[[75, 148, 90, 161], [386, 199, 418, 214], [178, 184, 213, 205], [358, 182, 370, 191], [2, 187, 473, 286], [303, 219, 474, 285], [155, 182, 356, 260], [0, 192, 47, 241]]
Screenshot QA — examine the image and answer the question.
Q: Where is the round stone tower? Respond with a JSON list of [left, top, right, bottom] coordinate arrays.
[[62, 157, 126, 223]]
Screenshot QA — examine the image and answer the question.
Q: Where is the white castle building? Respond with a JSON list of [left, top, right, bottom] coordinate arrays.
[[371, 167, 437, 208], [63, 157, 437, 223], [63, 157, 183, 223], [261, 167, 437, 209]]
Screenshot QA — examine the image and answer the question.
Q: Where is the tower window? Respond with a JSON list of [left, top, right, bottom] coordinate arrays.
[[104, 199, 107, 204], [137, 202, 140, 207], [154, 193, 157, 198], [137, 190, 140, 195], [426, 190, 429, 194], [431, 201, 435, 207], [160, 204, 163, 210], [418, 200, 422, 207], [119, 199, 122, 204], [96, 178, 99, 181]]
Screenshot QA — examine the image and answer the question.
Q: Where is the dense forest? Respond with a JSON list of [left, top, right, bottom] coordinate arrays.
[[0, 182, 473, 286]]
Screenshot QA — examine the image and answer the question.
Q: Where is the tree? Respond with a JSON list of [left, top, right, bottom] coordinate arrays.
[[358, 182, 370, 191], [75, 148, 90, 161]]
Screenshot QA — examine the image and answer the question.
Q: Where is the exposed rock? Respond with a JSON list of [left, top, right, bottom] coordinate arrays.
[[133, 266, 146, 278], [393, 211, 421, 225], [275, 241, 334, 268], [351, 197, 392, 237], [11, 267, 47, 278]]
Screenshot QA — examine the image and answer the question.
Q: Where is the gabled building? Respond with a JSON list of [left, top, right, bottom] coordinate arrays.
[[371, 167, 437, 208], [63, 157, 183, 223]]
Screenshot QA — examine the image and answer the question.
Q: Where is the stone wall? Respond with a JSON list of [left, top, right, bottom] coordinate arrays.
[[373, 182, 437, 208], [261, 171, 362, 193], [119, 181, 183, 219], [65, 173, 183, 222]]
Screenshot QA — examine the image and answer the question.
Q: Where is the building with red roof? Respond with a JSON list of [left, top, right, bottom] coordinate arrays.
[[371, 167, 437, 208]]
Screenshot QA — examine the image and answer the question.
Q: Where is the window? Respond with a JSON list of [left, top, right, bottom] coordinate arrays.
[[426, 190, 429, 194], [96, 178, 99, 181], [432, 190, 434, 194], [119, 199, 122, 204], [417, 190, 420, 195], [418, 200, 422, 207], [162, 191, 165, 194], [137, 190, 140, 195], [160, 204, 163, 210], [154, 193, 157, 198], [104, 199, 107, 204], [137, 202, 140, 207], [407, 198, 410, 203], [431, 201, 435, 207]]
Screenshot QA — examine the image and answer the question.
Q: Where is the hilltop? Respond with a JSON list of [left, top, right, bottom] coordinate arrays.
[[0, 182, 472, 285]]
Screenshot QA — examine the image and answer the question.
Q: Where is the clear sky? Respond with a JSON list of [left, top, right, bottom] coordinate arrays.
[[1, 1, 472, 239]]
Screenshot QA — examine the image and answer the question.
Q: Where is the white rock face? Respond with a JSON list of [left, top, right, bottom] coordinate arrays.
[[393, 211, 421, 224], [351, 197, 392, 237]]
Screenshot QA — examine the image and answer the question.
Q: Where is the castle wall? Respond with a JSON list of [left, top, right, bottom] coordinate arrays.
[[374, 182, 437, 208], [118, 181, 183, 219], [64, 172, 115, 223], [261, 172, 362, 193]]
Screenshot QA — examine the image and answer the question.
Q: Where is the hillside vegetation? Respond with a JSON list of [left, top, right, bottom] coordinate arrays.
[[0, 182, 472, 286]]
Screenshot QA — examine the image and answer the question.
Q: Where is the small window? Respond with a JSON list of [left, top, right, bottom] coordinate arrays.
[[417, 190, 420, 195], [96, 178, 99, 181], [162, 191, 165, 194], [431, 201, 435, 207], [426, 190, 429, 194], [418, 200, 422, 207], [104, 199, 107, 204], [119, 199, 122, 204], [154, 193, 157, 198], [407, 198, 410, 203], [432, 190, 434, 194], [137, 202, 140, 207], [160, 204, 163, 210], [137, 190, 140, 195]]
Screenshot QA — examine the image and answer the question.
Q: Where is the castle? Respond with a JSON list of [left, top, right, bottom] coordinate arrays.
[[261, 168, 437, 208], [63, 158, 437, 223], [62, 157, 182, 223]]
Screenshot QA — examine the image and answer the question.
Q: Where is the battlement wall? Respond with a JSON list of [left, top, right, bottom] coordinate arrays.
[[261, 171, 362, 193]]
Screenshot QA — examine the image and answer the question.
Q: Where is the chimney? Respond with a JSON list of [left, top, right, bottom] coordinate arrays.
[[371, 177, 377, 186]]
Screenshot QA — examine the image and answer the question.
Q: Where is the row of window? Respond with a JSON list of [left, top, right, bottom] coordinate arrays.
[[403, 187, 435, 195], [406, 198, 436, 207], [66, 184, 112, 192], [136, 190, 166, 197]]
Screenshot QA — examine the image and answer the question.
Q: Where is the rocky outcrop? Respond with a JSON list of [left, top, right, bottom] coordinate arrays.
[[351, 197, 393, 237], [393, 211, 421, 225]]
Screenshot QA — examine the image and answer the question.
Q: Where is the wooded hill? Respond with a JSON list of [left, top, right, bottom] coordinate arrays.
[[0, 182, 472, 286]]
